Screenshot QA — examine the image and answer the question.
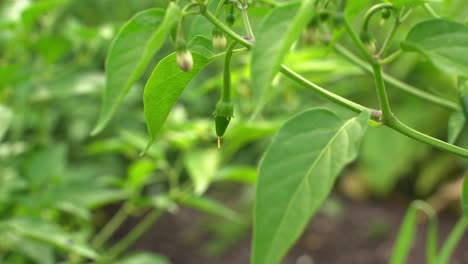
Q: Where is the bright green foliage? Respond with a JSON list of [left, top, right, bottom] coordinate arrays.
[[402, 19, 468, 78], [346, 1, 372, 19], [93, 5, 181, 135], [252, 109, 369, 264], [250, 1, 317, 117]]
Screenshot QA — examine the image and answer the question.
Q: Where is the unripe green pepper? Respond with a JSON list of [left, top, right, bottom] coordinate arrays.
[[381, 8, 391, 19], [213, 101, 234, 137]]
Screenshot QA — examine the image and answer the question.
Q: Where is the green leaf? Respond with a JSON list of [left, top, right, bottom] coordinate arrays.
[[143, 52, 215, 148], [177, 195, 241, 222], [0, 105, 12, 141], [448, 111, 465, 144], [390, 201, 437, 264], [389, 0, 442, 8], [184, 149, 220, 195], [92, 5, 181, 135], [402, 19, 468, 78], [252, 109, 369, 264], [118, 253, 171, 264], [251, 1, 317, 117], [463, 176, 468, 217], [6, 218, 98, 260]]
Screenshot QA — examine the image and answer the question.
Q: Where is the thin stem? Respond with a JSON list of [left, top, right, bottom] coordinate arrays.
[[223, 41, 237, 102], [343, 17, 377, 65], [379, 49, 402, 65], [437, 217, 468, 263], [205, 9, 468, 158], [372, 63, 393, 119], [240, 8, 255, 40], [202, 10, 252, 48], [108, 209, 164, 258], [423, 3, 440, 18], [377, 17, 400, 57], [91, 203, 130, 248], [334, 44, 460, 111], [362, 3, 397, 37], [279, 65, 368, 114], [387, 118, 468, 158]]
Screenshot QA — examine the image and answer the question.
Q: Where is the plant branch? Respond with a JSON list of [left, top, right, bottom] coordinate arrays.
[[91, 203, 130, 248], [343, 17, 377, 65], [437, 217, 468, 263], [372, 63, 393, 118], [204, 9, 468, 158], [108, 209, 164, 258], [333, 44, 460, 111]]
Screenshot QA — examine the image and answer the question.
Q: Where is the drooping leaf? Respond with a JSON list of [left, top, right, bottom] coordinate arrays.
[[448, 111, 465, 144], [402, 19, 468, 78], [93, 5, 181, 135], [143, 51, 215, 148], [251, 1, 317, 117], [118, 253, 171, 264], [252, 109, 369, 264], [184, 149, 220, 195], [463, 176, 468, 217]]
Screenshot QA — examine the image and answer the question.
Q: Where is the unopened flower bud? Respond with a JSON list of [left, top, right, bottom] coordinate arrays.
[[176, 50, 193, 72], [213, 34, 227, 51]]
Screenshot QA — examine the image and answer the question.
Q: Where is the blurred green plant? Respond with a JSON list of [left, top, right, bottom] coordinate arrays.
[[2, 0, 468, 263]]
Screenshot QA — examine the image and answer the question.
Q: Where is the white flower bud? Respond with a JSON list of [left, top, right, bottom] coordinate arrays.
[[213, 34, 227, 51], [176, 50, 193, 72]]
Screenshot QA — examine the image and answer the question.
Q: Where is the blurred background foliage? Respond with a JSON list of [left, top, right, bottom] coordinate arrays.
[[0, 0, 467, 263]]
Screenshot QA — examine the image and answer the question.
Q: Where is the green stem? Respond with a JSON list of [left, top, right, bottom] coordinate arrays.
[[223, 41, 237, 102], [437, 217, 468, 264], [362, 3, 397, 34], [334, 44, 460, 111], [108, 209, 164, 258], [206, 8, 468, 158], [239, 7, 255, 40], [372, 63, 393, 119], [343, 17, 377, 65], [379, 49, 402, 64], [279, 65, 368, 114], [91, 204, 130, 248], [423, 3, 440, 18], [387, 118, 468, 158], [202, 10, 252, 48], [377, 17, 400, 57]]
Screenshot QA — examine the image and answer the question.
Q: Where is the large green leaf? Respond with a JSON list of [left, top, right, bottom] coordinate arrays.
[[143, 44, 216, 148], [402, 19, 468, 78], [252, 109, 369, 264], [250, 1, 317, 117], [92, 5, 181, 135], [463, 176, 468, 217]]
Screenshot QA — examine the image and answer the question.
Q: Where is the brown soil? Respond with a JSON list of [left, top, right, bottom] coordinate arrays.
[[116, 196, 468, 264]]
